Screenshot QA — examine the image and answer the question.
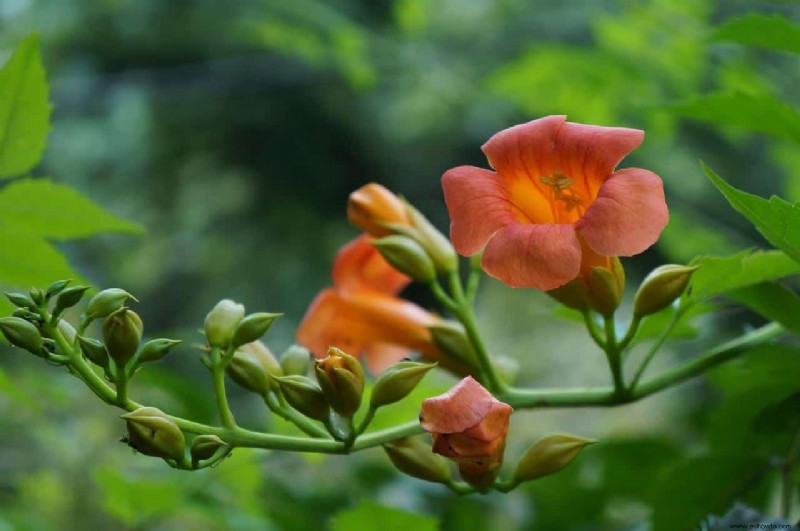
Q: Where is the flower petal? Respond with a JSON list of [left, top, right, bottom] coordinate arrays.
[[481, 115, 566, 179], [461, 400, 513, 441], [295, 289, 369, 357], [363, 343, 412, 374], [554, 122, 644, 199], [332, 235, 411, 295], [481, 224, 582, 290], [420, 376, 494, 434], [441, 165, 517, 256], [576, 168, 668, 257]]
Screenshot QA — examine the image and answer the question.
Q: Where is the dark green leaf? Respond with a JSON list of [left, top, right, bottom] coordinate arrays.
[[330, 500, 438, 531], [704, 162, 800, 262], [712, 13, 800, 55], [671, 93, 800, 142], [0, 34, 51, 178], [728, 282, 800, 336]]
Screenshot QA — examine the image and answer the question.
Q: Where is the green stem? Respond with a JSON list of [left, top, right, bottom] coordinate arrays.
[[115, 367, 129, 406], [350, 421, 424, 451], [210, 347, 237, 429], [355, 406, 377, 435], [264, 392, 330, 438], [493, 478, 519, 493], [429, 279, 458, 312], [603, 315, 625, 396], [447, 271, 506, 393], [628, 307, 682, 390], [445, 479, 477, 495], [618, 315, 641, 352], [465, 268, 481, 304], [582, 311, 606, 349]]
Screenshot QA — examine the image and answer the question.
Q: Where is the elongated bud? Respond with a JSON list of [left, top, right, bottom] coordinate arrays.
[[401, 203, 458, 274], [121, 407, 185, 461], [587, 258, 625, 316], [370, 361, 436, 408], [273, 375, 330, 421], [77, 335, 110, 368], [513, 434, 595, 483], [314, 347, 365, 416], [634, 264, 698, 317], [547, 277, 589, 311], [4, 292, 36, 311], [29, 287, 45, 306], [54, 285, 90, 315], [190, 434, 228, 465], [383, 438, 451, 484], [102, 308, 143, 366], [204, 299, 245, 348], [428, 321, 478, 366], [371, 236, 436, 283], [280, 345, 311, 376], [227, 341, 283, 394], [347, 183, 411, 237], [231, 312, 282, 349], [84, 288, 137, 321], [45, 279, 71, 300], [137, 338, 182, 364], [56, 319, 77, 345], [0, 317, 43, 354]]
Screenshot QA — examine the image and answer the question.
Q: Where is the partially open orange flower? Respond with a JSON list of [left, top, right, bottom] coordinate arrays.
[[347, 183, 411, 237], [296, 235, 440, 373], [420, 376, 512, 488], [442, 115, 668, 290]]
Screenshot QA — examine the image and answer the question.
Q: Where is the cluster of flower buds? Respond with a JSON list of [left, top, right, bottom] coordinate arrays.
[[348, 183, 458, 280], [548, 257, 626, 316]]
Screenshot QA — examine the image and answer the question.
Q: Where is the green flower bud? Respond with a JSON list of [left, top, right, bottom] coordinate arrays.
[[204, 299, 245, 348], [314, 347, 365, 416], [513, 433, 595, 483], [226, 341, 283, 394], [190, 434, 228, 465], [547, 277, 589, 311], [633, 264, 699, 317], [137, 338, 182, 364], [29, 287, 46, 306], [56, 319, 77, 345], [403, 202, 458, 274], [45, 279, 72, 300], [371, 235, 436, 283], [428, 321, 478, 366], [54, 285, 90, 315], [370, 361, 436, 408], [587, 258, 625, 316], [231, 312, 282, 349], [273, 375, 330, 422], [0, 317, 43, 354], [102, 308, 143, 367], [121, 407, 185, 461], [84, 288, 137, 321], [12, 308, 39, 321], [383, 438, 451, 484], [77, 335, 110, 368], [280, 344, 311, 376], [4, 292, 36, 311]]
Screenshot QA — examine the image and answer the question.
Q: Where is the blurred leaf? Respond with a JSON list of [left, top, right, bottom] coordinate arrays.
[[0, 178, 142, 239], [651, 456, 765, 531], [705, 162, 800, 262], [710, 344, 800, 392], [712, 13, 800, 55], [671, 92, 800, 142], [685, 250, 800, 305], [634, 303, 707, 344], [657, 208, 743, 263], [0, 34, 51, 178], [728, 282, 800, 335], [0, 227, 81, 288], [0, 365, 36, 409], [94, 466, 186, 526], [329, 500, 438, 531]]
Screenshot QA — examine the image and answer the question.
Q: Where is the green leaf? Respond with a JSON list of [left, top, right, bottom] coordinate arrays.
[[728, 282, 800, 336], [0, 227, 82, 288], [651, 456, 765, 531], [685, 250, 800, 305], [704, 162, 800, 262], [330, 500, 438, 531], [712, 13, 800, 55], [93, 466, 185, 526], [670, 93, 800, 142], [0, 34, 51, 178], [0, 178, 142, 238]]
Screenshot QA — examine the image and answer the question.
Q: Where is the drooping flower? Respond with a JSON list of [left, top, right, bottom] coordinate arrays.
[[441, 115, 668, 290], [420, 376, 513, 489], [296, 235, 441, 373]]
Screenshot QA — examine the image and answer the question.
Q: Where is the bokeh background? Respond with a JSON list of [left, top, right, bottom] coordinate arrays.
[[1, 0, 799, 529]]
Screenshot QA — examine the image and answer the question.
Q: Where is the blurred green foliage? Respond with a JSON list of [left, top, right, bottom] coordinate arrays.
[[1, 0, 800, 529]]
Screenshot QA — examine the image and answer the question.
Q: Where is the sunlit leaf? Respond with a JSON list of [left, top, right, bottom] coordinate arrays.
[[704, 162, 800, 263], [712, 13, 800, 55], [0, 228, 81, 288], [330, 500, 438, 531], [0, 34, 51, 178], [0, 178, 142, 239], [670, 93, 800, 142]]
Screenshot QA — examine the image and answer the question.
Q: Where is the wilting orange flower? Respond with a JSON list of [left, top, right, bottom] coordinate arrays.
[[420, 376, 512, 487], [442, 115, 668, 290], [296, 235, 440, 373]]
